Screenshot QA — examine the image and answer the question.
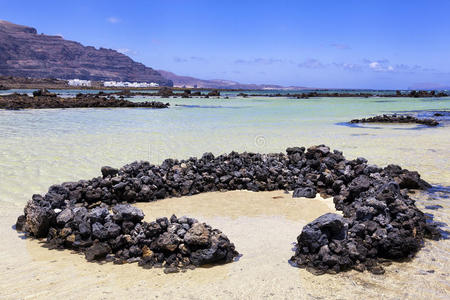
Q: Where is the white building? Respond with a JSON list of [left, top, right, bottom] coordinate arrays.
[[68, 79, 91, 87], [103, 81, 159, 88]]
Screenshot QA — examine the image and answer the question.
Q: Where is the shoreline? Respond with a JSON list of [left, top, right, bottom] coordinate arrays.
[[1, 77, 449, 97]]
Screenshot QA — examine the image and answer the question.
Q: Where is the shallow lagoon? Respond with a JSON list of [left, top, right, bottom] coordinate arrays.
[[0, 95, 449, 299]]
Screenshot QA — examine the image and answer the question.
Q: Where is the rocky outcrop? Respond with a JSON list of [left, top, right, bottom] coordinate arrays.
[[289, 147, 439, 274], [0, 91, 169, 109], [16, 145, 440, 274], [0, 20, 172, 86], [350, 114, 439, 127], [16, 199, 238, 271], [206, 90, 220, 97]]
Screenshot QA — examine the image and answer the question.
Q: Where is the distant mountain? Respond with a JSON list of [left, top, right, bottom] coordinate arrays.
[[0, 20, 172, 86], [158, 70, 308, 90]]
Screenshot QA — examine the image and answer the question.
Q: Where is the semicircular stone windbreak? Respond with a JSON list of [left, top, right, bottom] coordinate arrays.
[[16, 145, 441, 274]]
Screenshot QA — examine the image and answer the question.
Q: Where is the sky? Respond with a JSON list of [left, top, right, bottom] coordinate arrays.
[[1, 0, 450, 89]]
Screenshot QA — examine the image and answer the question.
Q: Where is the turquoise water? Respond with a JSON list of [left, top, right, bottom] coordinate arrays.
[[0, 93, 449, 298], [0, 95, 449, 201]]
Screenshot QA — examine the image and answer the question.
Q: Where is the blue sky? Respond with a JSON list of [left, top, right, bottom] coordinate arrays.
[[1, 0, 450, 89]]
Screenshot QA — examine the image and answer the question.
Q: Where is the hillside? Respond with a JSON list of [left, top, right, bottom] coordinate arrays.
[[0, 20, 172, 86], [158, 70, 308, 90]]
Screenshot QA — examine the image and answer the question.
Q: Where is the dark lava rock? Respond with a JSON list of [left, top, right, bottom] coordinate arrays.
[[397, 171, 431, 189], [33, 89, 56, 97], [15, 214, 26, 231], [184, 223, 211, 246], [16, 144, 439, 275], [112, 204, 145, 222], [425, 205, 443, 210], [156, 232, 181, 252], [23, 201, 55, 237], [17, 198, 238, 272], [0, 93, 169, 110], [85, 241, 111, 261], [157, 87, 173, 98], [293, 187, 317, 198], [101, 166, 118, 178], [207, 90, 220, 97], [56, 208, 74, 226], [350, 114, 439, 127]]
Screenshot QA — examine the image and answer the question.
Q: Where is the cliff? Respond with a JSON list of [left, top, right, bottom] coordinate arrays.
[[0, 20, 172, 86]]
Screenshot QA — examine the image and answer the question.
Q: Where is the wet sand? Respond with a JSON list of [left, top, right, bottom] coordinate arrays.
[[1, 190, 449, 299]]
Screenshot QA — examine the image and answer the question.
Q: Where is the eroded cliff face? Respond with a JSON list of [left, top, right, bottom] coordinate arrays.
[[0, 20, 172, 86]]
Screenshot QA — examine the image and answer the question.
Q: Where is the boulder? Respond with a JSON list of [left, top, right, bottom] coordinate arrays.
[[56, 208, 74, 226], [112, 204, 145, 223], [184, 223, 211, 246], [85, 241, 111, 261], [293, 187, 316, 198], [156, 232, 181, 252], [101, 166, 118, 178], [23, 201, 55, 237]]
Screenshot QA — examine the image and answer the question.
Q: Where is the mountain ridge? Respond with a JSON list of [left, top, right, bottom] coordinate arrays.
[[0, 20, 172, 86], [157, 69, 308, 90]]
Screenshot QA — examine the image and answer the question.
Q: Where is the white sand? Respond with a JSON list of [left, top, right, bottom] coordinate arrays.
[[1, 190, 449, 299]]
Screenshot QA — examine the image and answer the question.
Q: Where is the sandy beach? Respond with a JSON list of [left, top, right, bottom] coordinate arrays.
[[1, 189, 448, 299]]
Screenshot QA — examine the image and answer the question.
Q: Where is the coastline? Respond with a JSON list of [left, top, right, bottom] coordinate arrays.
[[1, 77, 449, 97]]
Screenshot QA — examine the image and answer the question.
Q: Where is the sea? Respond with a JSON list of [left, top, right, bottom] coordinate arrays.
[[0, 89, 448, 299]]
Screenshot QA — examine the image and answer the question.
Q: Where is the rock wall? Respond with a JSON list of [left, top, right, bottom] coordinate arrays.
[[16, 145, 440, 274]]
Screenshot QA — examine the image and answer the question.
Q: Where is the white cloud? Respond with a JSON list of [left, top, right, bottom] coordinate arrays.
[[368, 61, 394, 72], [107, 17, 121, 24], [369, 62, 379, 69]]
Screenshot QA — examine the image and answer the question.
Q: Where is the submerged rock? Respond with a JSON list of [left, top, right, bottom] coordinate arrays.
[[350, 114, 439, 127]]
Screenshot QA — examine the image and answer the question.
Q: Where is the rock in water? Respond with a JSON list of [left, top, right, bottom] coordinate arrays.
[[350, 114, 439, 127], [16, 144, 439, 275]]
